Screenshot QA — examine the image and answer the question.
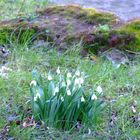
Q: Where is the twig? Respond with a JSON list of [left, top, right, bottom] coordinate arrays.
[[125, 49, 140, 55]]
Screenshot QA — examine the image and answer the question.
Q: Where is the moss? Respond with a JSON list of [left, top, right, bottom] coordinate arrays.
[[80, 9, 116, 25], [117, 20, 140, 51], [38, 5, 116, 25]]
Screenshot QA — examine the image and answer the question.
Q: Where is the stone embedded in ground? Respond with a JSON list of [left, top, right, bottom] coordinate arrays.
[[0, 45, 10, 64], [103, 48, 129, 68]]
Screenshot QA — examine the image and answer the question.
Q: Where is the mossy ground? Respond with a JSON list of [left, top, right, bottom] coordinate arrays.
[[0, 1, 140, 139], [0, 5, 140, 54], [118, 20, 140, 51]]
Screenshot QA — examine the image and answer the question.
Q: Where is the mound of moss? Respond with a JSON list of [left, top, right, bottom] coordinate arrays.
[[0, 5, 139, 53]]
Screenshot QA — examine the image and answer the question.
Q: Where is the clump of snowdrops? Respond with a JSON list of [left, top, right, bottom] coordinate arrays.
[[30, 68, 103, 129]]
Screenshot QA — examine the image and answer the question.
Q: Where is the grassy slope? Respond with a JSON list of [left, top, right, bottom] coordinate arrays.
[[0, 1, 140, 139]]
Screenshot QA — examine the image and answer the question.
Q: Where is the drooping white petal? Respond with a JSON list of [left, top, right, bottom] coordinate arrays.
[[74, 78, 79, 85], [67, 89, 71, 96], [56, 67, 61, 74], [54, 86, 59, 93], [75, 70, 80, 77], [30, 80, 37, 86], [62, 81, 66, 87], [81, 96, 85, 102], [67, 72, 72, 78], [67, 79, 71, 86], [91, 94, 97, 100], [34, 92, 41, 101], [61, 96, 64, 101], [48, 75, 52, 81]]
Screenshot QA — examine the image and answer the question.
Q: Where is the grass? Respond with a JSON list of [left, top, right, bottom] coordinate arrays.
[[0, 0, 49, 21], [1, 45, 140, 139], [0, 0, 140, 139]]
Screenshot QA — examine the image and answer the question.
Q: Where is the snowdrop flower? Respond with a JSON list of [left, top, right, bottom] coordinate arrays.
[[62, 81, 66, 87], [67, 72, 72, 78], [67, 79, 71, 86], [56, 67, 61, 74], [75, 70, 80, 77], [67, 89, 71, 96], [74, 78, 79, 85], [61, 96, 64, 101], [54, 86, 59, 93], [30, 80, 37, 86], [48, 75, 52, 81], [81, 96, 85, 102], [34, 92, 41, 101], [91, 94, 97, 100], [74, 77, 84, 87], [96, 86, 103, 94]]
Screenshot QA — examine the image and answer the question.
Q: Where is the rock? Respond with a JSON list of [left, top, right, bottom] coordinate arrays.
[[32, 40, 50, 49], [0, 45, 10, 65], [7, 115, 17, 122], [0, 46, 10, 59], [103, 48, 129, 68]]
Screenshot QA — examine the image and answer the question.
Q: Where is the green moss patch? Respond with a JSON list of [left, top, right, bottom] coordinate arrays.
[[117, 20, 140, 51]]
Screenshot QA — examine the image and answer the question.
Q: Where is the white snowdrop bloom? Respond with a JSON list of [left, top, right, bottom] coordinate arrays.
[[56, 67, 61, 74], [81, 96, 85, 102], [78, 84, 82, 88], [67, 79, 71, 86], [61, 96, 64, 101], [75, 70, 80, 77], [34, 92, 41, 101], [67, 89, 71, 96], [48, 75, 52, 81], [74, 78, 79, 85], [79, 77, 84, 84], [54, 86, 59, 93], [91, 94, 97, 100], [96, 86, 103, 94], [34, 96, 38, 101], [67, 72, 72, 78], [30, 80, 37, 86], [74, 78, 84, 88], [62, 81, 66, 87]]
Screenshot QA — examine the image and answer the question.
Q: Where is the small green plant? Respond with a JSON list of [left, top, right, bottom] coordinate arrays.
[[96, 24, 110, 32], [30, 68, 103, 130]]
